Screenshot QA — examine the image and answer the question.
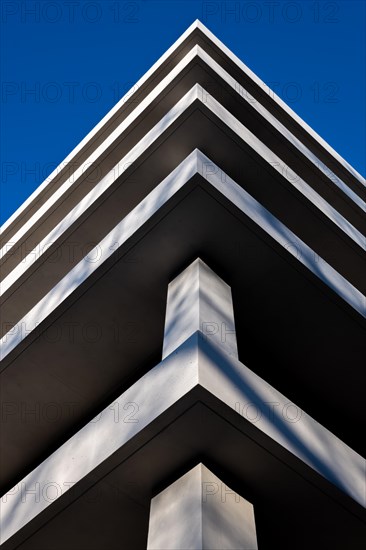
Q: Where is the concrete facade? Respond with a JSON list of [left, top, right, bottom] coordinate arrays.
[[0, 20, 365, 549], [147, 463, 258, 550]]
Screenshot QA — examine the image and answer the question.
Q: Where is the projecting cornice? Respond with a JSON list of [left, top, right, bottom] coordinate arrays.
[[1, 86, 364, 332], [2, 149, 364, 361], [1, 20, 364, 248], [1, 23, 365, 525], [1, 151, 365, 497], [1, 21, 365, 549], [1, 310, 365, 547]]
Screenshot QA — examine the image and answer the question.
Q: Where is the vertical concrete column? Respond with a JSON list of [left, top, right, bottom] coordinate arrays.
[[147, 463, 258, 550], [162, 258, 238, 360]]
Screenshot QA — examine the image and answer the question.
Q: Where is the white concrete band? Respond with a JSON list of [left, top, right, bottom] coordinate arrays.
[[1, 260, 364, 545], [2, 20, 363, 236], [1, 149, 364, 362], [0, 76, 366, 282]]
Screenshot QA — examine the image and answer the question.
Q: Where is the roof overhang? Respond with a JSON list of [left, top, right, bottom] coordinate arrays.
[[1, 334, 365, 548], [1, 151, 364, 495]]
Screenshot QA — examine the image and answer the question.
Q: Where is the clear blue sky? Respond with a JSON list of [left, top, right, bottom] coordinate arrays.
[[1, 0, 365, 224]]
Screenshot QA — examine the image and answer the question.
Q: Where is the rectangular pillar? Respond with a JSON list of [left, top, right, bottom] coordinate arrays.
[[162, 258, 238, 360], [147, 463, 258, 549]]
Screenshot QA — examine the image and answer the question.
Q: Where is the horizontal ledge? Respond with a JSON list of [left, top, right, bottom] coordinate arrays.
[[1, 46, 364, 261], [1, 333, 364, 545], [2, 19, 363, 239], [1, 81, 364, 297], [1, 148, 364, 362]]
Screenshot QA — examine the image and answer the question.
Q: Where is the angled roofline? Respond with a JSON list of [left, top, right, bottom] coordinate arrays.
[[194, 20, 365, 185], [1, 149, 364, 362], [0, 21, 201, 236], [1, 333, 364, 545], [1, 19, 364, 238], [1, 80, 364, 294]]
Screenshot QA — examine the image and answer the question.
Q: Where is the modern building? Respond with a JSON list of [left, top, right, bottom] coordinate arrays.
[[0, 20, 365, 549]]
